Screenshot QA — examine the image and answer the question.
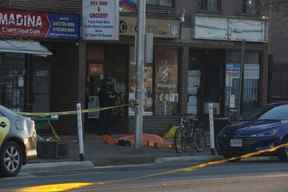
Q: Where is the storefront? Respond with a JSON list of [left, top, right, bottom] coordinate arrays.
[[185, 15, 268, 119], [84, 15, 181, 134], [187, 48, 262, 117], [82, 12, 268, 135], [0, 9, 80, 134]]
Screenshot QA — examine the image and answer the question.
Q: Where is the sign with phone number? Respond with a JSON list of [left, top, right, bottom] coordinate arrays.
[[0, 9, 80, 40]]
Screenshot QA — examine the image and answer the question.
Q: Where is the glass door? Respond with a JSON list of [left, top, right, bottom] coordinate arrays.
[[32, 56, 50, 112]]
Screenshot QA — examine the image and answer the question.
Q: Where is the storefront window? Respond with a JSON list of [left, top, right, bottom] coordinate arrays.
[[242, 0, 257, 15], [155, 47, 178, 116], [225, 51, 260, 115], [0, 53, 25, 112], [31, 56, 50, 112], [87, 45, 129, 134], [187, 56, 201, 115], [200, 0, 222, 12], [87, 47, 104, 119], [129, 47, 153, 116]]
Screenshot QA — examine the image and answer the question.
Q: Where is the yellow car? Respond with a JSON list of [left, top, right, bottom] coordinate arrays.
[[0, 105, 37, 177]]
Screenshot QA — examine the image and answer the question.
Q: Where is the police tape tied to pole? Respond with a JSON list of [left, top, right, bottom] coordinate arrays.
[[16, 103, 134, 143]]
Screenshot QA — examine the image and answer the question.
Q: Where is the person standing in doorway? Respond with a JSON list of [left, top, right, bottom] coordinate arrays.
[[99, 74, 117, 134]]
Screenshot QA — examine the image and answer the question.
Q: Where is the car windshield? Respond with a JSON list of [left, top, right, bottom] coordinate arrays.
[[242, 105, 272, 121], [258, 104, 288, 120]]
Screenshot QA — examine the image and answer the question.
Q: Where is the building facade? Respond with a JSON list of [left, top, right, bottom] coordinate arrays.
[[0, 0, 81, 134], [176, 0, 268, 121], [0, 0, 269, 135], [261, 0, 288, 103]]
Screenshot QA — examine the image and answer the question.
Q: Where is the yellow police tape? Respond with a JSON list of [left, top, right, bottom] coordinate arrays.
[[17, 104, 133, 142], [18, 104, 132, 117], [47, 120, 61, 142], [138, 142, 288, 179]]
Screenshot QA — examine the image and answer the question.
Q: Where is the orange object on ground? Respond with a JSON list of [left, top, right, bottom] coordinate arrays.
[[116, 133, 171, 148], [102, 134, 117, 144]]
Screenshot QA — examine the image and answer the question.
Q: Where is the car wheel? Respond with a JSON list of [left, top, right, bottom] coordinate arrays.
[[278, 137, 288, 161], [0, 141, 23, 177]]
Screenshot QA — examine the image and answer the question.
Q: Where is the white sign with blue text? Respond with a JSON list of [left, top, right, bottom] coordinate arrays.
[[83, 0, 119, 40]]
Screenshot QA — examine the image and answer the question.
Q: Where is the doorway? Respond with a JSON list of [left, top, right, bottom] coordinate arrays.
[[190, 49, 225, 116], [86, 44, 129, 134]]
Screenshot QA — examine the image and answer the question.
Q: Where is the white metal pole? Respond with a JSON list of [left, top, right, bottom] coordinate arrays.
[[135, 0, 146, 149], [77, 103, 85, 161], [209, 103, 216, 155]]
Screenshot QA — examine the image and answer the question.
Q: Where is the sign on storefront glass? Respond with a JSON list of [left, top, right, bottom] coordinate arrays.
[[0, 9, 80, 40], [82, 0, 119, 40], [225, 51, 260, 114]]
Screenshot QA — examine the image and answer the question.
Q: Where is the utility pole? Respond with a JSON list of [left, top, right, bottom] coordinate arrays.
[[267, 0, 273, 103], [135, 0, 146, 149], [239, 40, 246, 116]]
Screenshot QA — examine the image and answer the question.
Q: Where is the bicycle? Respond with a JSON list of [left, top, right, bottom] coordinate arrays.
[[174, 115, 209, 153]]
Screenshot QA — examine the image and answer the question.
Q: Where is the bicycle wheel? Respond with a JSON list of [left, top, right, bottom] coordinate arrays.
[[174, 128, 184, 153]]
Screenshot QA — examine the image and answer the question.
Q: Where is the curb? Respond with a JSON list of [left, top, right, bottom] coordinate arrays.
[[155, 155, 277, 164], [155, 155, 219, 164], [22, 160, 95, 172]]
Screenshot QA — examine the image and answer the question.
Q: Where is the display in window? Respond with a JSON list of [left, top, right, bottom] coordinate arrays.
[[187, 70, 201, 115], [155, 47, 178, 116], [129, 47, 153, 116], [225, 62, 260, 114]]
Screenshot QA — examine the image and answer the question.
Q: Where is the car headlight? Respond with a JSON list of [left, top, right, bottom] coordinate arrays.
[[251, 129, 278, 137]]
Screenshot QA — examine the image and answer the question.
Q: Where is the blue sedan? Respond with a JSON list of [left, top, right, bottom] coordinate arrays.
[[216, 103, 288, 161]]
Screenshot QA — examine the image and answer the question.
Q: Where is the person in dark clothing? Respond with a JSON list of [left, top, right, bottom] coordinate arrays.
[[98, 75, 117, 134]]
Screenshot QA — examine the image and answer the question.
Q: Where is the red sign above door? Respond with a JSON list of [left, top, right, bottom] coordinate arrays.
[[0, 9, 80, 39]]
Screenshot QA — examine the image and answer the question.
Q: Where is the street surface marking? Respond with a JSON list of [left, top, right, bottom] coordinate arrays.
[[18, 182, 93, 192]]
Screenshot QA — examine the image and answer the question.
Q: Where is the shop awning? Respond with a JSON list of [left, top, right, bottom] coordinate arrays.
[[0, 40, 52, 57]]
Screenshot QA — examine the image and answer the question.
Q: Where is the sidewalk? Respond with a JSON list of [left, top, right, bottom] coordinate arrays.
[[24, 134, 217, 172], [69, 135, 217, 166]]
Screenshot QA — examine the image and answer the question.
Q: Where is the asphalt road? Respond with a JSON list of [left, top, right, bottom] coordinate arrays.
[[1, 160, 288, 192]]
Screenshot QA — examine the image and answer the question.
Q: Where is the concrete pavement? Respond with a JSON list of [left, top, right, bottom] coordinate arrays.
[[27, 134, 279, 173], [25, 134, 217, 172], [2, 159, 288, 192]]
